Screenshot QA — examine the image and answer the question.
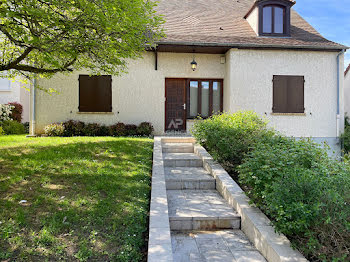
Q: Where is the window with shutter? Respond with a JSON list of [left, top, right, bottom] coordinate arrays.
[[79, 75, 112, 112], [273, 75, 304, 113]]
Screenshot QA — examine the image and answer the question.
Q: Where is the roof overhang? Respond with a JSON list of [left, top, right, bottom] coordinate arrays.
[[153, 42, 346, 54]]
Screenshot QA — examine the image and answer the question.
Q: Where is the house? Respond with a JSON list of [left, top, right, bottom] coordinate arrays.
[[31, 0, 347, 149], [345, 64, 350, 119], [0, 78, 30, 123]]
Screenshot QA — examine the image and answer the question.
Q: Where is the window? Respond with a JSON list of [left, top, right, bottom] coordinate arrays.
[[273, 75, 304, 113], [0, 78, 11, 91], [187, 79, 223, 118], [262, 5, 286, 35], [79, 75, 112, 112]]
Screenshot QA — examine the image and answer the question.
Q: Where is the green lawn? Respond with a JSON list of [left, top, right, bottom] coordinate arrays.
[[0, 135, 153, 261]]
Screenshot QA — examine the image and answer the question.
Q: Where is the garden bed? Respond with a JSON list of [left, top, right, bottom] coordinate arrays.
[[0, 135, 153, 261], [191, 112, 350, 262]]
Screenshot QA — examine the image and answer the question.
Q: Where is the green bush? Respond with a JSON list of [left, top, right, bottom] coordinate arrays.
[[341, 125, 350, 153], [44, 123, 65, 136], [191, 111, 274, 173], [0, 120, 26, 134], [109, 122, 126, 136], [84, 123, 109, 136], [137, 122, 154, 136], [238, 136, 350, 261], [0, 126, 4, 136], [238, 136, 329, 207], [62, 120, 85, 136], [125, 124, 138, 136], [265, 164, 350, 261]]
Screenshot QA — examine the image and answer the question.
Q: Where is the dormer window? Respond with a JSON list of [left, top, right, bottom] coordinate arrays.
[[245, 0, 295, 37], [262, 5, 286, 35]]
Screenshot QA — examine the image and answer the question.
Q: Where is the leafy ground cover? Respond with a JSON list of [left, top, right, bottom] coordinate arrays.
[[0, 135, 153, 261]]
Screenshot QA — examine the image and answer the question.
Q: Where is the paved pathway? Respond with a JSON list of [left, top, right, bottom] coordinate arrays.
[[162, 142, 266, 262]]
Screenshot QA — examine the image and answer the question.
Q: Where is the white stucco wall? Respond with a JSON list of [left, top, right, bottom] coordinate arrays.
[[225, 49, 343, 138], [34, 49, 342, 139], [345, 71, 350, 118], [35, 52, 225, 134], [246, 7, 259, 35], [0, 79, 30, 123]]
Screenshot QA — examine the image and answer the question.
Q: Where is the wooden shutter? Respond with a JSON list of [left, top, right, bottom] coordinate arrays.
[[273, 75, 288, 113], [273, 75, 304, 113], [287, 76, 304, 113], [79, 75, 112, 112]]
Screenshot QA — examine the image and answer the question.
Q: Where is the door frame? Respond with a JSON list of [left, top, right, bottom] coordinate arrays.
[[164, 78, 224, 132], [165, 78, 187, 132]]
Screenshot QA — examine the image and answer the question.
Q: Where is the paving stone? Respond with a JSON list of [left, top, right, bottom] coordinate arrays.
[[163, 153, 202, 167], [220, 230, 255, 251], [171, 230, 266, 262], [167, 190, 240, 230], [162, 143, 194, 153], [231, 251, 267, 262]]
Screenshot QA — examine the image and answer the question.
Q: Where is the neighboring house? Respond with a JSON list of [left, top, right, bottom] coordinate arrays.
[[345, 64, 350, 118], [0, 78, 30, 123], [32, 0, 347, 149]]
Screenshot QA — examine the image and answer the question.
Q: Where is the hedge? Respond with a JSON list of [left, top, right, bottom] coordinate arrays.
[[44, 120, 154, 137], [191, 111, 350, 261]]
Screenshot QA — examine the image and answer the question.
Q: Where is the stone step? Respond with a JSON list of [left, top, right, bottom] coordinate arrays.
[[165, 167, 215, 190], [167, 190, 240, 231], [171, 230, 266, 262], [163, 153, 202, 167], [162, 143, 194, 153]]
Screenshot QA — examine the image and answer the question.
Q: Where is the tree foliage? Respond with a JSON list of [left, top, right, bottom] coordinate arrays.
[[0, 0, 164, 79]]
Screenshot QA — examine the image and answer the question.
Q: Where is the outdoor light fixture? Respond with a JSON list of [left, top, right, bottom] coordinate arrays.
[[191, 53, 197, 71]]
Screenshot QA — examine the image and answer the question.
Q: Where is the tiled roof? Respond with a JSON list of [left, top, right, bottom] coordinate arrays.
[[155, 0, 347, 50], [346, 64, 350, 76]]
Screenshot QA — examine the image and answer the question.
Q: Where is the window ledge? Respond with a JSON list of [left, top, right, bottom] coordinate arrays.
[[271, 113, 306, 116], [77, 112, 114, 115]]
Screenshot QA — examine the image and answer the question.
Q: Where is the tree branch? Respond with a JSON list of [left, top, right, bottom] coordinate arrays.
[[0, 25, 31, 47], [2, 57, 77, 74], [2, 47, 34, 69]]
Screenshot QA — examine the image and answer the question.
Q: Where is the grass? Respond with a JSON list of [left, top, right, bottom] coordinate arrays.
[[0, 135, 153, 261]]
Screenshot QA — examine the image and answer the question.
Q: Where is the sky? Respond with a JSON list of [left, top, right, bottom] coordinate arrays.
[[293, 0, 350, 68]]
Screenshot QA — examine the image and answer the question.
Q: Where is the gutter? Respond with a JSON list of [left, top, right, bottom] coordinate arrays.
[[156, 41, 348, 52], [336, 49, 345, 137]]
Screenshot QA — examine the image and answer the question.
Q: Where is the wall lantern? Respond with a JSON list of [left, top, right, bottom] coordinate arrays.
[[191, 54, 197, 71]]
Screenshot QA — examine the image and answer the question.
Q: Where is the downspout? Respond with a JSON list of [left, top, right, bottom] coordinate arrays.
[[29, 78, 36, 136], [336, 50, 344, 138]]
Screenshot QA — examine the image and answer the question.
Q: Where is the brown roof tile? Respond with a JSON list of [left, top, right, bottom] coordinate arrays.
[[155, 0, 347, 50], [345, 64, 350, 76]]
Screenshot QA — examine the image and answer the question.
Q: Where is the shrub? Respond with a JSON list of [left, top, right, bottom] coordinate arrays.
[[22, 122, 29, 134], [238, 136, 329, 207], [238, 136, 350, 261], [0, 104, 14, 122], [44, 123, 65, 136], [0, 126, 4, 136], [265, 164, 350, 261], [109, 122, 126, 136], [7, 102, 23, 123], [125, 124, 138, 136], [341, 125, 350, 153], [0, 120, 26, 134], [191, 111, 275, 173], [62, 120, 85, 136], [137, 122, 154, 136], [84, 123, 109, 136]]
